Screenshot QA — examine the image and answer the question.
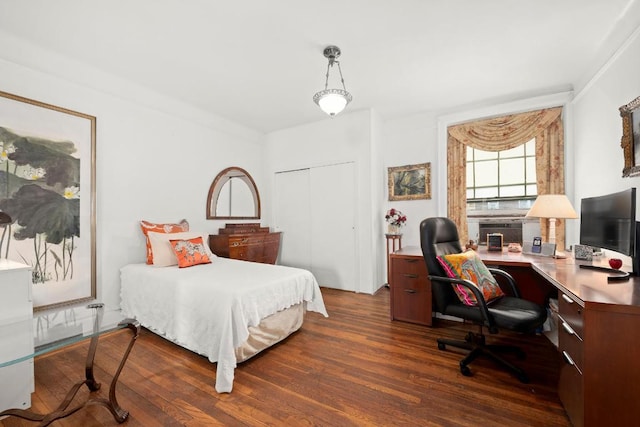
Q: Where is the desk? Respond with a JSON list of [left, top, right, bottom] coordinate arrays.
[[0, 304, 140, 425], [390, 246, 640, 427]]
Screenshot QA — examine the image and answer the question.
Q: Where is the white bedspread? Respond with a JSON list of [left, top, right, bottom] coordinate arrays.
[[120, 258, 328, 392]]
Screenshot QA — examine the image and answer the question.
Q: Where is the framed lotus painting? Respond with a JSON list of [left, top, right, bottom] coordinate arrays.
[[387, 162, 431, 201], [0, 90, 96, 310]]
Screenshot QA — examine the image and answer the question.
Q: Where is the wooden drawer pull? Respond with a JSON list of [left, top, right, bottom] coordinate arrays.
[[403, 274, 418, 279], [405, 259, 419, 263], [561, 294, 574, 304], [404, 289, 417, 294]]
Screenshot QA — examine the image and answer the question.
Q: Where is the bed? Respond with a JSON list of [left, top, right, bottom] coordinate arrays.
[[120, 257, 328, 393]]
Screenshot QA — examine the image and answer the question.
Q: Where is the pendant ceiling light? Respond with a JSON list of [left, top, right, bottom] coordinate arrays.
[[313, 45, 353, 117]]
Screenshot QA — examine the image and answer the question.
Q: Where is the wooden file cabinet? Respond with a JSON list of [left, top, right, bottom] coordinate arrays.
[[389, 247, 432, 326], [555, 287, 640, 427], [209, 223, 281, 264], [557, 291, 585, 427]]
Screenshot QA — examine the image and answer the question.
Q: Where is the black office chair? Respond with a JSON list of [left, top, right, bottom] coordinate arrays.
[[420, 217, 547, 383]]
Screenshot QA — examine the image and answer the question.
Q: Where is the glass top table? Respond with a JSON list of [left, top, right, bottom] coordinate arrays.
[[0, 302, 140, 426]]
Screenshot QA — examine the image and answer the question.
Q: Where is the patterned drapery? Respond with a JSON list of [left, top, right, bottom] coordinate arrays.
[[447, 107, 565, 248]]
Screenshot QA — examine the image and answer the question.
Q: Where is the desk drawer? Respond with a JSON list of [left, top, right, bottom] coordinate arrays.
[[558, 358, 584, 427], [392, 272, 430, 291], [391, 276, 431, 326], [558, 292, 584, 338], [558, 313, 584, 372], [392, 257, 428, 276]]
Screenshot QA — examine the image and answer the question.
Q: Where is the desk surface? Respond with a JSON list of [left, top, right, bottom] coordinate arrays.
[[394, 246, 640, 309]]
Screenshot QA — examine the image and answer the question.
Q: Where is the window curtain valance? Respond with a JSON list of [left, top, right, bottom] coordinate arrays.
[[446, 107, 565, 249], [448, 107, 562, 151]]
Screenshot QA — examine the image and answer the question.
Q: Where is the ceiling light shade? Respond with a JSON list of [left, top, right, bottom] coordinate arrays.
[[313, 45, 353, 117]]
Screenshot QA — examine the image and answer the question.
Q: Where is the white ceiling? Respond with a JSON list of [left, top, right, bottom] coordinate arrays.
[[0, 0, 637, 133]]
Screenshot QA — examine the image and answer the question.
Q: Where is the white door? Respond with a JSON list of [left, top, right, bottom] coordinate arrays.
[[309, 163, 356, 290], [274, 162, 357, 291], [274, 169, 311, 270]]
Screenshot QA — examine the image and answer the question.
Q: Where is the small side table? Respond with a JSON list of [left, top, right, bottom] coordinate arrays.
[[385, 233, 402, 286]]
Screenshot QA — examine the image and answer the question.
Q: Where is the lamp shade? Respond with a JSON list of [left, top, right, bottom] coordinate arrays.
[[313, 89, 352, 117], [526, 194, 578, 219]]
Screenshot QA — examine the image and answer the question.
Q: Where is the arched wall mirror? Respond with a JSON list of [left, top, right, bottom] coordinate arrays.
[[206, 166, 261, 219]]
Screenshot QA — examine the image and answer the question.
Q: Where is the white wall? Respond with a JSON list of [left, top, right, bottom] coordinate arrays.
[[571, 23, 640, 255], [382, 112, 440, 249], [0, 36, 266, 309]]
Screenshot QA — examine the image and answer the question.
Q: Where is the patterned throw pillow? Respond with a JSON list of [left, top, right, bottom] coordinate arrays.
[[140, 219, 189, 264], [147, 231, 216, 267], [169, 236, 213, 268], [436, 250, 505, 306]]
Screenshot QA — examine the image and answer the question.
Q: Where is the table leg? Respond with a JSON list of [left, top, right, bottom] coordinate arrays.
[[0, 318, 140, 426]]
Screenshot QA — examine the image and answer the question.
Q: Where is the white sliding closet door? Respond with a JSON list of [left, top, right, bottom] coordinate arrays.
[[274, 169, 311, 270], [274, 162, 357, 291], [309, 163, 356, 290]]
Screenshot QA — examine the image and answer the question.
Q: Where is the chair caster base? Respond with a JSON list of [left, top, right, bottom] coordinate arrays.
[[460, 364, 472, 377]]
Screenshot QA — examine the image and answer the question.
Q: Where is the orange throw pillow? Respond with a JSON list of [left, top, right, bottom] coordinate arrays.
[[140, 219, 189, 264], [170, 236, 212, 268]]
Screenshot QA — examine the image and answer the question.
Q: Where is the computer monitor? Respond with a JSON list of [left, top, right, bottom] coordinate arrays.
[[579, 188, 639, 275]]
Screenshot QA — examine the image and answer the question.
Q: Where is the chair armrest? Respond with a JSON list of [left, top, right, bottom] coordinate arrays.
[[487, 267, 521, 298], [428, 274, 497, 331]]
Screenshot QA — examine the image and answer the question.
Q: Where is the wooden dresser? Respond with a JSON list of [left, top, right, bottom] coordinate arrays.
[[389, 246, 432, 326], [208, 223, 281, 264]]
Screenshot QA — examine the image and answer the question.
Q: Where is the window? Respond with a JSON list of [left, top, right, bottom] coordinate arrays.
[[466, 139, 537, 213]]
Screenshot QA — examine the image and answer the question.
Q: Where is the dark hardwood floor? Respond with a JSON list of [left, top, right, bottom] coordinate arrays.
[[2, 288, 571, 426]]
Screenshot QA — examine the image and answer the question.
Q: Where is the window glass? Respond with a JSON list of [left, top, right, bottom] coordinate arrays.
[[476, 187, 498, 198], [501, 185, 525, 197], [474, 160, 498, 187], [525, 139, 536, 156], [500, 158, 525, 185], [467, 138, 537, 211], [501, 145, 524, 159], [474, 150, 497, 161], [466, 165, 474, 186]]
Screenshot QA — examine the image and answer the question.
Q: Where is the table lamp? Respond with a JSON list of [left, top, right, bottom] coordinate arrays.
[[526, 194, 578, 258]]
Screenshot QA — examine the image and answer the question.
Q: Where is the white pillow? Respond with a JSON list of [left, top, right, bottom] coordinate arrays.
[[147, 231, 216, 267]]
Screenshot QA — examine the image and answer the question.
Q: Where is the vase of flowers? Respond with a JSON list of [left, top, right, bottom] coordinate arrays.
[[385, 208, 407, 235]]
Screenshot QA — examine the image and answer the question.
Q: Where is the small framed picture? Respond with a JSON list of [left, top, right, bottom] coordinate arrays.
[[532, 237, 542, 254], [387, 163, 431, 201]]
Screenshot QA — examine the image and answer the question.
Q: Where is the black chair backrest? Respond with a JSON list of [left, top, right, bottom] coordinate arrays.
[[420, 217, 464, 313]]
